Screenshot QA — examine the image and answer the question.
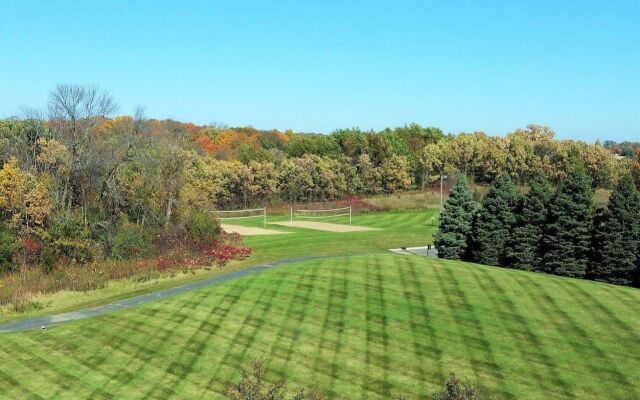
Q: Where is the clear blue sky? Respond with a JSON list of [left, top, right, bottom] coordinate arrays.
[[1, 1, 638, 141]]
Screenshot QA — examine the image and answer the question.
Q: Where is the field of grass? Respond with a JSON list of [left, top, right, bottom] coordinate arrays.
[[1, 254, 639, 399], [0, 209, 439, 320], [239, 208, 439, 260]]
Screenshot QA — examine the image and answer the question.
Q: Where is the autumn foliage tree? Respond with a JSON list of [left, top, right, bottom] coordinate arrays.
[[0, 157, 52, 233]]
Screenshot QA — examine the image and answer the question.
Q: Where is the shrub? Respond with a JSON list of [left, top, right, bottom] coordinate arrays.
[[47, 211, 91, 241], [185, 211, 220, 242], [20, 236, 43, 267], [42, 211, 100, 268], [151, 224, 250, 271], [111, 223, 150, 260], [43, 238, 99, 267], [227, 358, 324, 400], [432, 373, 483, 400], [0, 225, 18, 272], [40, 243, 57, 270]]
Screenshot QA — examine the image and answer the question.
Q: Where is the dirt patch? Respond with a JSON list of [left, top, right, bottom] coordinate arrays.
[[221, 224, 289, 236], [271, 221, 379, 233]]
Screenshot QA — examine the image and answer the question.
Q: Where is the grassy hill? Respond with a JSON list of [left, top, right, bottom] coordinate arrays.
[[1, 253, 638, 399]]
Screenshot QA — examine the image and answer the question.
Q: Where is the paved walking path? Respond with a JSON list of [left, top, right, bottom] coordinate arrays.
[[389, 245, 438, 258], [0, 254, 354, 333]]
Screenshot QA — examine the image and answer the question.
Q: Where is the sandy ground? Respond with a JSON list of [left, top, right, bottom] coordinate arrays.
[[221, 224, 289, 235], [271, 220, 379, 232]]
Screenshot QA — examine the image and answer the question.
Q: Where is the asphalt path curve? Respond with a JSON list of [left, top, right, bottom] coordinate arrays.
[[0, 253, 361, 333]]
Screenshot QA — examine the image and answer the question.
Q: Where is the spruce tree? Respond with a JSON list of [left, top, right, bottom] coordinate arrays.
[[589, 175, 640, 285], [636, 249, 640, 288], [543, 167, 595, 278], [505, 176, 553, 271], [471, 174, 519, 266], [589, 207, 608, 277], [434, 176, 476, 260]]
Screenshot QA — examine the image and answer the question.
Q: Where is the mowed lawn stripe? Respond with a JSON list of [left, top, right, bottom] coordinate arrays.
[[508, 272, 637, 398], [0, 254, 639, 399], [466, 265, 573, 398], [431, 261, 513, 399]]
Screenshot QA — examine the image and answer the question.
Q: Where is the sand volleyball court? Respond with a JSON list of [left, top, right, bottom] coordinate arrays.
[[271, 221, 379, 232], [221, 224, 289, 236]]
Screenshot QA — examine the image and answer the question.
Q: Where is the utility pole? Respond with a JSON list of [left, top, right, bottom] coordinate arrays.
[[440, 173, 444, 211]]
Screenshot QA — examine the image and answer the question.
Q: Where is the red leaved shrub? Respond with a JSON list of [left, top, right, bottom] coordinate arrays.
[[0, 228, 251, 311], [19, 236, 43, 266], [154, 229, 251, 272]]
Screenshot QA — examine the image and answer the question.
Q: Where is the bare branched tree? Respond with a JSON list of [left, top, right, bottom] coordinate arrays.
[[208, 121, 228, 129], [133, 105, 147, 135], [99, 105, 149, 216], [47, 84, 118, 218], [48, 84, 117, 150], [16, 107, 48, 169]]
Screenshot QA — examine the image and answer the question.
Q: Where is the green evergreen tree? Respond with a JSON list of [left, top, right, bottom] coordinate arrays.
[[589, 207, 607, 277], [505, 176, 553, 271], [471, 174, 519, 266], [636, 252, 640, 288], [434, 176, 476, 260], [589, 175, 640, 285], [543, 168, 594, 278]]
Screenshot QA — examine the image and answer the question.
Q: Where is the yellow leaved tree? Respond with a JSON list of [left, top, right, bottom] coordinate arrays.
[[0, 157, 52, 233]]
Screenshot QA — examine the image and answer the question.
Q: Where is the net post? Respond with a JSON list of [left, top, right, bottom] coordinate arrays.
[[349, 205, 352, 224], [263, 207, 267, 228], [290, 206, 293, 226]]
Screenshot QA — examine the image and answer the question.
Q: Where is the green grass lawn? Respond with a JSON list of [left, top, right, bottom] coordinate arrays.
[[1, 254, 639, 399], [238, 208, 440, 261], [0, 209, 439, 320]]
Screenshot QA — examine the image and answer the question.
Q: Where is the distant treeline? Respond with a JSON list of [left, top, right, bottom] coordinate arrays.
[[0, 84, 638, 271], [603, 140, 640, 158]]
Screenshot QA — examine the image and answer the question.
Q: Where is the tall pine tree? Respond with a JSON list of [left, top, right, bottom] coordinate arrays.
[[543, 167, 595, 278], [505, 176, 553, 271], [589, 175, 640, 285], [434, 176, 476, 260], [471, 174, 519, 267]]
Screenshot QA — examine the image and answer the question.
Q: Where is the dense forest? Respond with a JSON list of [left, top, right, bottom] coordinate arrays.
[[0, 84, 638, 274]]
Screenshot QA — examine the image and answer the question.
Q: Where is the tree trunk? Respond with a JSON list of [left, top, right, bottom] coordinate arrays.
[[61, 180, 68, 210], [67, 190, 73, 214], [165, 196, 173, 227]]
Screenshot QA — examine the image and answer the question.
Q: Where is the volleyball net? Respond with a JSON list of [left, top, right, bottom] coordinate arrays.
[[209, 207, 267, 228], [291, 205, 352, 225]]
